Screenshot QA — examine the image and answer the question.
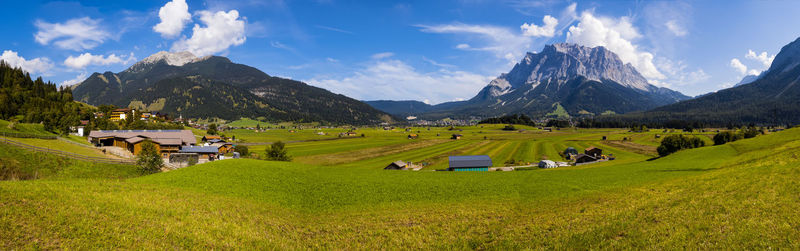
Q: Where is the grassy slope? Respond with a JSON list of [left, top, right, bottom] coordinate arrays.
[[0, 142, 140, 180], [1, 127, 799, 248]]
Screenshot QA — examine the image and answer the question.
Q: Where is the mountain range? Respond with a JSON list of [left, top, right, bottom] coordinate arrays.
[[72, 51, 393, 124], [628, 36, 800, 125], [368, 43, 690, 119]]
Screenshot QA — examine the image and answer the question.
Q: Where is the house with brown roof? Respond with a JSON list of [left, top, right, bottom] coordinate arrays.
[[584, 147, 603, 158], [88, 130, 196, 158]]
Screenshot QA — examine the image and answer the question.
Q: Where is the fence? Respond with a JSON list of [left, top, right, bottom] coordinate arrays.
[[0, 137, 136, 165]]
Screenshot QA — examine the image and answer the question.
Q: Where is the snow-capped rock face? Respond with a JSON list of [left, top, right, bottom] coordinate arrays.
[[123, 51, 209, 74], [484, 43, 653, 98]]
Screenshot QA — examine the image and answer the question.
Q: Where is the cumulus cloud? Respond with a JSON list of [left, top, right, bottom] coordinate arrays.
[[171, 10, 246, 56], [664, 20, 687, 37], [653, 57, 709, 88], [418, 23, 531, 64], [153, 0, 192, 38], [566, 11, 665, 80], [745, 50, 775, 68], [730, 58, 747, 75], [0, 50, 54, 75], [34, 17, 111, 51], [520, 15, 558, 37], [60, 72, 88, 87], [371, 52, 394, 59], [306, 60, 491, 104], [64, 52, 136, 69]]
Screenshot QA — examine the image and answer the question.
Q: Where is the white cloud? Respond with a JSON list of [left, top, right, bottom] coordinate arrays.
[[171, 10, 246, 56], [60, 72, 87, 87], [653, 57, 709, 88], [0, 50, 54, 75], [418, 23, 531, 64], [730, 58, 747, 75], [306, 60, 491, 104], [64, 52, 136, 69], [520, 15, 558, 37], [566, 11, 665, 80], [34, 17, 111, 51], [371, 52, 394, 59], [664, 20, 687, 37], [153, 0, 192, 38], [326, 57, 339, 63], [745, 50, 775, 68]]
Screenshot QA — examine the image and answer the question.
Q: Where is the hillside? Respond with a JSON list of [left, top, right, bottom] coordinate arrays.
[[618, 37, 800, 126], [2, 125, 799, 248], [72, 51, 392, 124], [363, 100, 435, 116]]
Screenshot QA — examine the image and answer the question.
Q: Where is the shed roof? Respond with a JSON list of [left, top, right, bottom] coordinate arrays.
[[448, 155, 492, 168], [179, 146, 220, 154]]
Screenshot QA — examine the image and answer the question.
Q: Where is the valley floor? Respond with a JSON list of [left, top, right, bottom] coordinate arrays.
[[1, 126, 799, 249]]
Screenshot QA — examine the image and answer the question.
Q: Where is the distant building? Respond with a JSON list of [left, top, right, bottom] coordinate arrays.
[[585, 147, 603, 158], [574, 154, 597, 164], [211, 142, 234, 154], [451, 134, 463, 140], [179, 146, 220, 159], [448, 155, 492, 171], [202, 135, 222, 142], [408, 134, 419, 139], [384, 161, 407, 170], [110, 108, 133, 121]]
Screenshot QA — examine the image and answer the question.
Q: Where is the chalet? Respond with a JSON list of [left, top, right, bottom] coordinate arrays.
[[574, 154, 597, 164], [585, 147, 603, 158], [110, 108, 133, 121], [140, 112, 152, 120], [88, 130, 196, 158], [202, 135, 222, 142], [451, 134, 463, 140], [408, 134, 419, 139], [179, 146, 220, 160], [448, 155, 492, 171]]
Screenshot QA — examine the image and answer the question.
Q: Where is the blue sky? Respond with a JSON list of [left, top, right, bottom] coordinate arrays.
[[2, 1, 800, 104]]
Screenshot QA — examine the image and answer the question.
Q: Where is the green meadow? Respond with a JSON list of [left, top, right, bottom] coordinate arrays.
[[1, 124, 799, 249]]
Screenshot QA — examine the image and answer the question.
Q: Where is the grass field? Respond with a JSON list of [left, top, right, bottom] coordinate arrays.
[[1, 125, 798, 248]]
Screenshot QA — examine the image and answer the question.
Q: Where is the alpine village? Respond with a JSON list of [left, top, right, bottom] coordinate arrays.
[[2, 1, 800, 249]]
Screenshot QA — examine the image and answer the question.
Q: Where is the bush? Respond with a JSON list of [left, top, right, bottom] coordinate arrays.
[[657, 134, 705, 156], [266, 141, 292, 161], [136, 140, 163, 174], [234, 145, 249, 157], [713, 131, 742, 145], [502, 125, 517, 131]]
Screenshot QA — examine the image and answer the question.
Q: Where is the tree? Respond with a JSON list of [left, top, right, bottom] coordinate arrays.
[[207, 123, 218, 135], [234, 145, 249, 157], [136, 140, 163, 174], [266, 141, 291, 161], [657, 134, 705, 156]]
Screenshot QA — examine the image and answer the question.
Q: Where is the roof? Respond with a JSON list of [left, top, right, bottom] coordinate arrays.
[[179, 146, 220, 154], [210, 142, 232, 148], [448, 155, 492, 168], [390, 160, 406, 167], [112, 108, 132, 112], [208, 139, 225, 143], [88, 130, 196, 145], [203, 135, 222, 140]]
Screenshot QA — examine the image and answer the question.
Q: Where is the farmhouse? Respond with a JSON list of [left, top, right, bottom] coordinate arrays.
[[211, 142, 234, 154], [408, 134, 418, 139], [451, 134, 463, 140], [448, 155, 492, 171], [88, 130, 196, 158], [585, 147, 603, 158]]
